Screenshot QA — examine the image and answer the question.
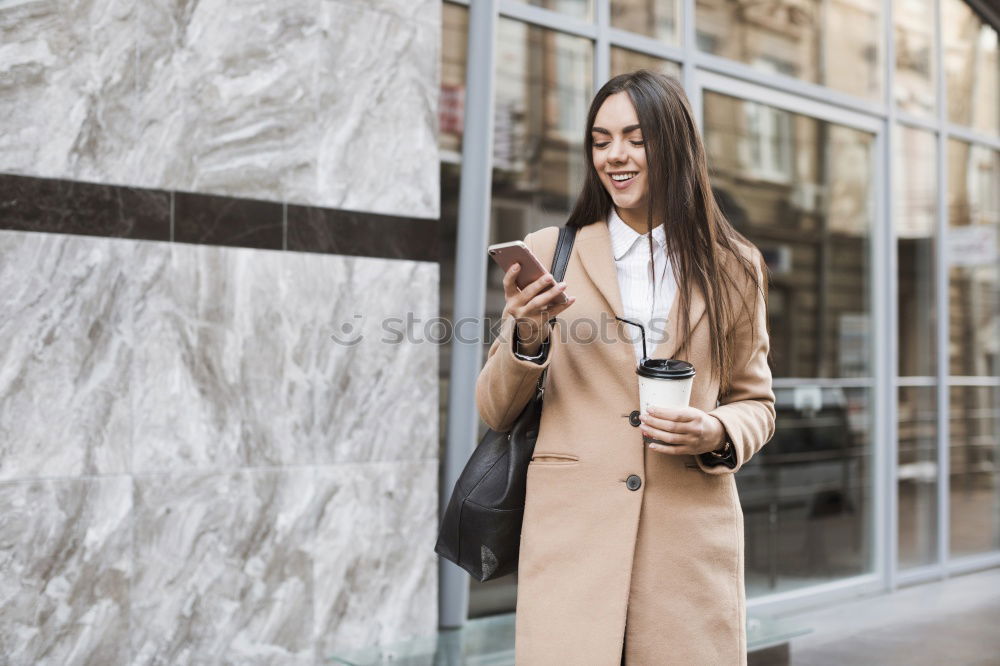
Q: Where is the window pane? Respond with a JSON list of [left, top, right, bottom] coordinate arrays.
[[703, 91, 876, 593], [947, 141, 999, 377], [491, 20, 593, 242], [893, 0, 936, 117], [949, 385, 1000, 558], [440, 1, 469, 422], [440, 1, 469, 345], [740, 386, 873, 595], [942, 0, 1000, 134], [472, 19, 593, 617], [702, 91, 875, 380], [440, 2, 468, 464], [696, 0, 882, 101], [518, 0, 593, 20], [609, 47, 680, 78], [441, 3, 468, 157], [611, 0, 680, 45], [898, 386, 939, 569], [895, 126, 937, 377]]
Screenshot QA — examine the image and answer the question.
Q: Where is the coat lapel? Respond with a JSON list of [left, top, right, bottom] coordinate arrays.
[[576, 222, 625, 320], [652, 280, 705, 361], [575, 220, 707, 362]]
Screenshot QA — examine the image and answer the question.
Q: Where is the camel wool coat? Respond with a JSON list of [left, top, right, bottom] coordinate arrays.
[[475, 221, 775, 665]]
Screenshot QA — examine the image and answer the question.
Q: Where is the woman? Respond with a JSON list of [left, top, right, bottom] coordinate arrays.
[[475, 70, 774, 664]]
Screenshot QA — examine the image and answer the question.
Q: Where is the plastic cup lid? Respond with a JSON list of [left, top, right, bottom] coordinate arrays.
[[636, 358, 695, 380]]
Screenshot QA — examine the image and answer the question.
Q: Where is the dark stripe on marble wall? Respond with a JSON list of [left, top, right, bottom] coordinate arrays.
[[0, 175, 172, 241], [173, 191, 284, 250], [0, 173, 438, 262], [286, 205, 437, 261]]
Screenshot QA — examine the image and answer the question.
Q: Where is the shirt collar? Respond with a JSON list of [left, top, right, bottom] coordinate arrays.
[[607, 207, 666, 261]]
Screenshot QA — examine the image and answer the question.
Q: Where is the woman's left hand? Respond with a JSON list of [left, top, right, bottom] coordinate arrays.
[[639, 406, 726, 456]]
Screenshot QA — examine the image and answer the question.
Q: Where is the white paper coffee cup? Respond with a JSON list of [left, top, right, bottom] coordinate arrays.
[[636, 359, 695, 416]]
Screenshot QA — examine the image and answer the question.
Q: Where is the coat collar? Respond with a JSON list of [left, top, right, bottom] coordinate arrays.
[[575, 219, 706, 361]]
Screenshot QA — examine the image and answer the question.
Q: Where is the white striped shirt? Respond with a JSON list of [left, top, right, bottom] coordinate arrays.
[[607, 207, 676, 363]]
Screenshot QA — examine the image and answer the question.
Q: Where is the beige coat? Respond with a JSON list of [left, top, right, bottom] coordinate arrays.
[[476, 221, 775, 665]]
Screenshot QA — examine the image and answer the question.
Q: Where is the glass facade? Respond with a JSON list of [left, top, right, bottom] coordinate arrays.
[[696, 0, 883, 100], [440, 0, 1000, 618], [894, 124, 939, 571], [439, 1, 468, 465], [702, 90, 877, 593], [610, 47, 680, 78], [898, 386, 939, 568], [949, 385, 1000, 557], [895, 125, 937, 378], [894, 0, 936, 118], [943, 0, 999, 135], [612, 0, 680, 45], [947, 140, 999, 379], [947, 137, 1000, 560], [487, 15, 594, 414], [521, 0, 595, 20]]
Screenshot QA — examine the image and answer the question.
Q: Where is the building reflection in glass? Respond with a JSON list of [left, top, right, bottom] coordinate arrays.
[[947, 139, 999, 560], [949, 386, 1000, 557], [439, 2, 469, 468], [898, 386, 938, 568], [612, 0, 680, 45], [738, 386, 872, 594], [487, 19, 593, 321], [610, 47, 681, 78], [703, 92, 874, 380], [895, 126, 937, 377], [893, 0, 936, 118], [943, 0, 999, 135], [521, 0, 594, 20], [894, 124, 939, 570], [947, 141, 999, 378], [696, 0, 883, 101], [702, 90, 876, 594]]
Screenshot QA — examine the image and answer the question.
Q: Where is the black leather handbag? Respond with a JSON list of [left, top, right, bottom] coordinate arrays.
[[435, 225, 577, 582]]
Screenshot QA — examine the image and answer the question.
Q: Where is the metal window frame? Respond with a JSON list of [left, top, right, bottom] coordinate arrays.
[[933, 0, 952, 587], [441, 0, 1000, 630], [883, 0, 900, 593], [439, 0, 499, 630]]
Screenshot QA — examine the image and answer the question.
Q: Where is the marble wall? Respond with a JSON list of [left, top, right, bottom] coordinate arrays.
[[0, 229, 440, 664], [0, 0, 440, 219], [0, 0, 443, 660]]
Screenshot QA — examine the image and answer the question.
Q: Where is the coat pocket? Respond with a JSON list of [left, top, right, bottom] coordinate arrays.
[[530, 452, 580, 465]]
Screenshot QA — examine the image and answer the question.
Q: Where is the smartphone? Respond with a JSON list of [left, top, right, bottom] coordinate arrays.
[[488, 241, 569, 305]]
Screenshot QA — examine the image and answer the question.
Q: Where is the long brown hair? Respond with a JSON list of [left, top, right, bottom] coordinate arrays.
[[566, 70, 768, 395]]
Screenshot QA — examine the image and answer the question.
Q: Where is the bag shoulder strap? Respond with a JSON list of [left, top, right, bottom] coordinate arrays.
[[550, 224, 577, 283]]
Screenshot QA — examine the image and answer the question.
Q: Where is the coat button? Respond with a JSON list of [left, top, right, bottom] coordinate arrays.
[[626, 474, 642, 491], [628, 410, 641, 427]]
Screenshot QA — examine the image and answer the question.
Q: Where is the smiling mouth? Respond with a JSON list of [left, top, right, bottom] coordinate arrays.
[[610, 172, 638, 182]]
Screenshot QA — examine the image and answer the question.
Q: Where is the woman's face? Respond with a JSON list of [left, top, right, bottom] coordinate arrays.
[[591, 92, 648, 214]]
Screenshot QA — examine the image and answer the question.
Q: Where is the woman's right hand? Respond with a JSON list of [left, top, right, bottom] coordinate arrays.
[[503, 264, 576, 354]]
